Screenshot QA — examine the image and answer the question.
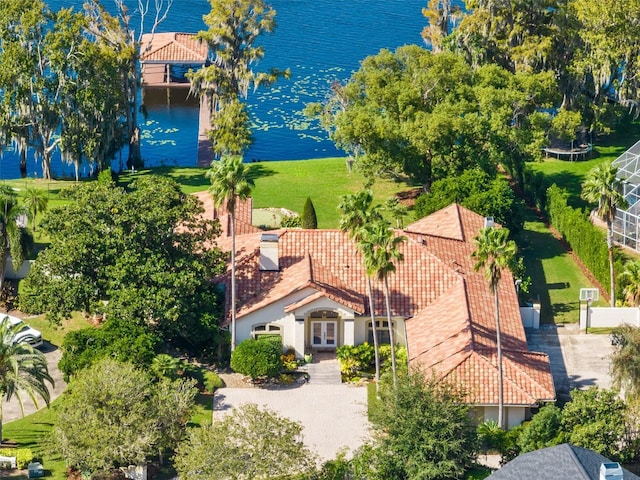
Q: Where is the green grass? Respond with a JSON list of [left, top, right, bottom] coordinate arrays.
[[24, 312, 90, 348], [3, 399, 66, 479], [125, 159, 414, 229], [517, 209, 607, 324]]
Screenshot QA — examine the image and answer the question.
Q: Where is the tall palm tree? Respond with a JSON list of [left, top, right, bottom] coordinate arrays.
[[207, 155, 254, 351], [581, 161, 627, 307], [472, 226, 517, 429], [0, 186, 31, 295], [23, 187, 48, 235], [0, 316, 53, 441], [610, 324, 640, 400], [621, 260, 640, 306], [359, 220, 406, 387], [338, 191, 384, 389]]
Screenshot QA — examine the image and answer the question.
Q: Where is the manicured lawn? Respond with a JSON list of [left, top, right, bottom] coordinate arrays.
[[24, 312, 90, 348], [3, 399, 66, 479], [124, 159, 414, 229], [517, 210, 607, 324]]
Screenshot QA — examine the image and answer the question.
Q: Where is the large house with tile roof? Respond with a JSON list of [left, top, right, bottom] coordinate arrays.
[[204, 193, 555, 429]]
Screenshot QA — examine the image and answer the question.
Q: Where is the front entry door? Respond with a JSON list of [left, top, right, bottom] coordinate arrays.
[[311, 321, 337, 348]]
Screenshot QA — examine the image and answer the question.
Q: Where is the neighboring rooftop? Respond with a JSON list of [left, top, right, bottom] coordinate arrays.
[[140, 32, 208, 64], [487, 443, 640, 480]]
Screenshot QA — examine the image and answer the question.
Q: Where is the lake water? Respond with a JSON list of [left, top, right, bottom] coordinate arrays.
[[3, 0, 429, 178]]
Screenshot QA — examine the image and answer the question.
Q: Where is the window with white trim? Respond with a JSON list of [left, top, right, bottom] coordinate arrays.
[[368, 320, 392, 345], [251, 323, 282, 340]]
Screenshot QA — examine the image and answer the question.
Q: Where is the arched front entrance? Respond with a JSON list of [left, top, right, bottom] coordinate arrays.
[[309, 310, 339, 350]]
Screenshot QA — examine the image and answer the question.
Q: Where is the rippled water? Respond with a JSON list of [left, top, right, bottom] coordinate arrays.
[[3, 0, 429, 178]]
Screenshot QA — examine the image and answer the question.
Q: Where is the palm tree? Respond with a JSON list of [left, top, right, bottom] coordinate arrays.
[[207, 155, 254, 351], [472, 226, 517, 429], [338, 191, 384, 389], [0, 186, 31, 295], [610, 324, 640, 400], [581, 161, 627, 307], [0, 316, 53, 441], [359, 219, 406, 387], [23, 187, 48, 235], [621, 260, 640, 306]]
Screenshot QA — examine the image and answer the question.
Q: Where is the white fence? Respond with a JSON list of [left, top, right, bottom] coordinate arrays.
[[520, 303, 541, 329], [579, 305, 640, 330]]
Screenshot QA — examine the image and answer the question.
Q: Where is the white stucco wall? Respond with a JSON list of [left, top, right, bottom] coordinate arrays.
[[478, 406, 527, 429]]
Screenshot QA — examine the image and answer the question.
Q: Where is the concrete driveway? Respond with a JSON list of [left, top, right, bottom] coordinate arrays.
[[3, 342, 66, 423], [213, 384, 371, 462], [526, 322, 614, 403]]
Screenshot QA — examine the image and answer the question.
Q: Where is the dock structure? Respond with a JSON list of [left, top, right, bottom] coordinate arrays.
[[198, 95, 213, 167], [140, 33, 209, 87]]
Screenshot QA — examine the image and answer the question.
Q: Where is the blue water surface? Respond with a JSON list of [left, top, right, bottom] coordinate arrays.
[[3, 0, 429, 178]]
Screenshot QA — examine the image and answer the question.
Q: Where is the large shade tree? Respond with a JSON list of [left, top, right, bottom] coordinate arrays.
[[18, 176, 225, 356], [188, 0, 289, 156], [581, 160, 627, 307], [52, 358, 196, 475], [207, 155, 254, 351], [324, 45, 556, 191], [472, 225, 517, 429], [0, 317, 53, 442], [175, 403, 316, 479]]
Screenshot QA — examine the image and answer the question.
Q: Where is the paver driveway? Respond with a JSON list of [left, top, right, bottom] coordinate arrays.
[[213, 383, 371, 461]]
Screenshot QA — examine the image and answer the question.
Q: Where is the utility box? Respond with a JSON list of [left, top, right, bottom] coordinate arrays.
[[27, 462, 44, 478]]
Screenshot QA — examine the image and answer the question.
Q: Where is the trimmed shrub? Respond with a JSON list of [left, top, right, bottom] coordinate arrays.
[[231, 339, 283, 379], [301, 197, 318, 229], [337, 343, 375, 379], [203, 371, 224, 393], [0, 448, 33, 469], [547, 184, 611, 291]]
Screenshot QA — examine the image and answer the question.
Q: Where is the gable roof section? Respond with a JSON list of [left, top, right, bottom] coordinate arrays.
[[193, 191, 261, 242], [140, 33, 208, 64], [488, 443, 640, 480]]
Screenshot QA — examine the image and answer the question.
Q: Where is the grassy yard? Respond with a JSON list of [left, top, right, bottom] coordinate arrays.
[[123, 158, 415, 229], [517, 209, 606, 324]]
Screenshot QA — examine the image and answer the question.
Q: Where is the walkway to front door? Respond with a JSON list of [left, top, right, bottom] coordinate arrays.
[[306, 351, 341, 385]]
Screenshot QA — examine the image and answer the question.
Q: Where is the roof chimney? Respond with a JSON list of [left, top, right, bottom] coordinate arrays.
[[484, 217, 495, 229], [259, 233, 279, 271], [600, 462, 624, 480]]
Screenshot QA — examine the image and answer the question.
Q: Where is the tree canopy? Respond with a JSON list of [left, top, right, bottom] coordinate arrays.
[[52, 358, 197, 475], [317, 45, 556, 190], [175, 403, 317, 479], [18, 175, 226, 357]]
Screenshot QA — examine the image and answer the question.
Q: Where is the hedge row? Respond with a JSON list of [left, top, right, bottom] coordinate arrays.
[[0, 448, 33, 469], [546, 185, 610, 289]]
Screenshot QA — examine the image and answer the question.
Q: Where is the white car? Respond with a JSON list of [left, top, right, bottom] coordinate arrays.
[[2, 315, 43, 348]]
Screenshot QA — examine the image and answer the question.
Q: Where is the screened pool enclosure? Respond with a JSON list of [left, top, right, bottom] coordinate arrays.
[[613, 139, 640, 251]]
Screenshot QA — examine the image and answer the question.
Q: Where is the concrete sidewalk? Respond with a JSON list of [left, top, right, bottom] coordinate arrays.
[[214, 383, 371, 462], [3, 342, 66, 424]]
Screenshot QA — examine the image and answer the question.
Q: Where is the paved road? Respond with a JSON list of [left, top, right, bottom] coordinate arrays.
[[526, 323, 614, 403], [214, 384, 371, 462], [4, 342, 66, 423]]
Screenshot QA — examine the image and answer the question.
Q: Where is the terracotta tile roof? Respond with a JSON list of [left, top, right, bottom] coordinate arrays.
[[193, 191, 261, 242], [222, 202, 555, 406], [140, 33, 208, 64]]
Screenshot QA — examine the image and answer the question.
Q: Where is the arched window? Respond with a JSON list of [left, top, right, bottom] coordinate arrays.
[[252, 323, 282, 340], [368, 320, 392, 344], [309, 310, 339, 319]]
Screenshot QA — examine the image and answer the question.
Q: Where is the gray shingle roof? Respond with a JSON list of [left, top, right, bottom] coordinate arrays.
[[487, 443, 640, 480]]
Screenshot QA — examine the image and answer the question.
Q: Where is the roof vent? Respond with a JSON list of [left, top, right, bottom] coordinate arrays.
[[259, 233, 279, 271], [600, 462, 624, 480], [484, 217, 495, 228]]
